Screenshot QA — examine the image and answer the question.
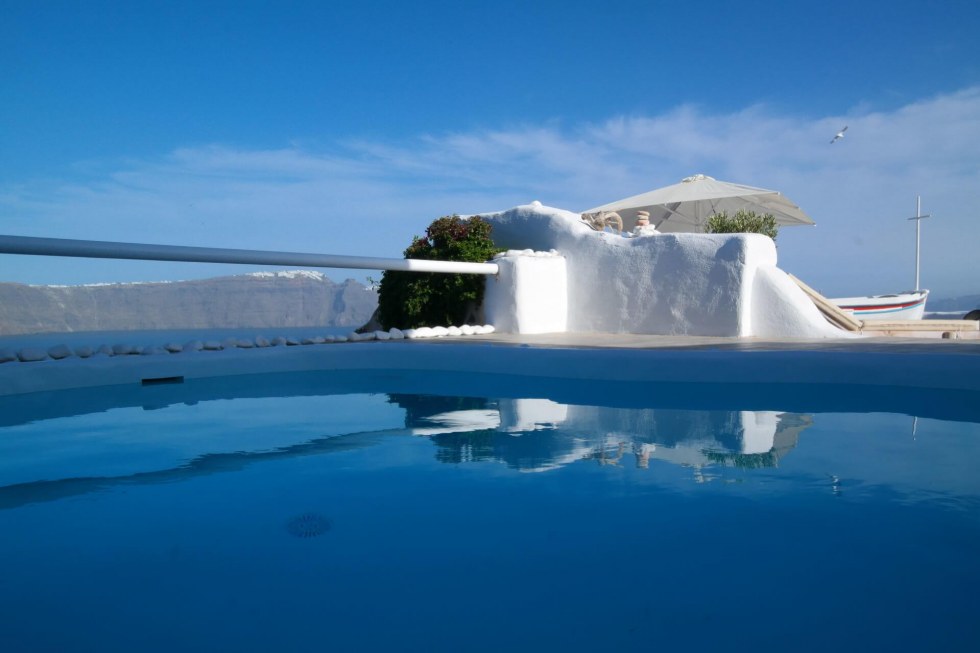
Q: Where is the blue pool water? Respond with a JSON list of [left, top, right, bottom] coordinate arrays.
[[1, 370, 979, 652]]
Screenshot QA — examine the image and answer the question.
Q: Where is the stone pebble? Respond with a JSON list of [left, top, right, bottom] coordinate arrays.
[[1, 324, 498, 365], [17, 348, 48, 362], [47, 344, 74, 360]]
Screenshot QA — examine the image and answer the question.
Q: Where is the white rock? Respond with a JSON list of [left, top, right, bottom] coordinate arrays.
[[203, 341, 224, 351], [412, 327, 433, 339], [460, 325, 476, 336], [388, 328, 405, 339], [374, 330, 391, 341], [285, 337, 300, 346], [112, 344, 139, 355], [236, 339, 254, 348], [17, 348, 48, 362], [271, 336, 287, 346], [324, 335, 337, 342], [141, 346, 167, 355], [222, 337, 239, 349], [183, 340, 203, 352], [334, 335, 348, 342], [447, 326, 462, 336], [254, 337, 270, 348], [97, 344, 114, 356], [431, 326, 449, 337], [47, 344, 73, 360], [0, 348, 19, 363], [72, 346, 94, 358]]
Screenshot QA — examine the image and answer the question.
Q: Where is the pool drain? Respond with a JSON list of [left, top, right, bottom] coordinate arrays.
[[285, 512, 332, 538]]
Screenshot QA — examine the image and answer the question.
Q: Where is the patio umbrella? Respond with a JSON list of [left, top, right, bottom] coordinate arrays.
[[582, 174, 815, 233]]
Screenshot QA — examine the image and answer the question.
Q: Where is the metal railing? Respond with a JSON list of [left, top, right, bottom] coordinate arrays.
[[0, 235, 500, 275]]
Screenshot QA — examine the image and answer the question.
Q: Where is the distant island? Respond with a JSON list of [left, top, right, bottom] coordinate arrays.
[[0, 271, 378, 335], [927, 294, 980, 313]]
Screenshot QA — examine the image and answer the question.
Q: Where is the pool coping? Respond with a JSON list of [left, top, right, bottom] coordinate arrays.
[[2, 332, 979, 396]]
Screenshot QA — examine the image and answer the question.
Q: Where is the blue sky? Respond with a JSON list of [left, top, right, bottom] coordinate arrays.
[[2, 0, 979, 297]]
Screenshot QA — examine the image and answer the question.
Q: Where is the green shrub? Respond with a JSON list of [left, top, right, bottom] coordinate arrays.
[[377, 215, 501, 329], [705, 210, 778, 239]]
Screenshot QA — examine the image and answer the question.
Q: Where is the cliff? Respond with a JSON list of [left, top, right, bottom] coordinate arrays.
[[0, 271, 378, 334]]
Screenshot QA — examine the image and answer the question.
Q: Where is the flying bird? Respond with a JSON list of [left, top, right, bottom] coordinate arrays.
[[830, 126, 848, 144]]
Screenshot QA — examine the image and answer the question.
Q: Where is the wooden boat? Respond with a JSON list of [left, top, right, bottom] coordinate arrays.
[[830, 289, 929, 320], [829, 197, 935, 322]]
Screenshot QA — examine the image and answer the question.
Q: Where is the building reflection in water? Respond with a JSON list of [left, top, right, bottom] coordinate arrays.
[[389, 395, 812, 477], [0, 389, 814, 511]]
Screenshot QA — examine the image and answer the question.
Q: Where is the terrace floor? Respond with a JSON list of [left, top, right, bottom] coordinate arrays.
[[419, 331, 980, 355]]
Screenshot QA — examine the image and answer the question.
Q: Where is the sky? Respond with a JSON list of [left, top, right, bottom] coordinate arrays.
[[1, 0, 979, 298]]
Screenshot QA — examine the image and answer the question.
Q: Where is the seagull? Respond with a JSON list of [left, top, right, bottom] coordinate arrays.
[[830, 126, 848, 144]]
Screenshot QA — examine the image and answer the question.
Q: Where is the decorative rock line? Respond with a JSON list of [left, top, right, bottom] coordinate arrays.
[[0, 324, 496, 365]]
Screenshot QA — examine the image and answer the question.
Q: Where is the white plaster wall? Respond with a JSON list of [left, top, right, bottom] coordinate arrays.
[[477, 203, 843, 337], [483, 251, 567, 335], [497, 398, 569, 432], [748, 265, 850, 338], [739, 411, 779, 454]]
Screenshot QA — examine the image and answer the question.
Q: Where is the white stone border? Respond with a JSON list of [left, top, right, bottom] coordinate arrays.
[[0, 324, 498, 365]]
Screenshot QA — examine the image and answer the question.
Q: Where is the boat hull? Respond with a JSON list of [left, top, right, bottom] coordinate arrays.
[[830, 290, 929, 320]]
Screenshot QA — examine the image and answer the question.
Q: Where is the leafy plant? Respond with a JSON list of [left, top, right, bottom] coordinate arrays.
[[377, 215, 501, 329], [705, 209, 778, 239]]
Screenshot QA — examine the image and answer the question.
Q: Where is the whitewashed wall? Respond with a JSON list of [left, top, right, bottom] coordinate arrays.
[[478, 203, 846, 338], [483, 250, 567, 334]]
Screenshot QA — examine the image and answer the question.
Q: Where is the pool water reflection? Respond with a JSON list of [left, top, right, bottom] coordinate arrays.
[[1, 370, 978, 652]]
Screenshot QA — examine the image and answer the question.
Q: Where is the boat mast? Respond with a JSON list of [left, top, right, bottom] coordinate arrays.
[[908, 195, 930, 291]]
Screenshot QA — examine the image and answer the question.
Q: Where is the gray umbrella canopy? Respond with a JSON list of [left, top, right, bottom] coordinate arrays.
[[582, 174, 815, 233]]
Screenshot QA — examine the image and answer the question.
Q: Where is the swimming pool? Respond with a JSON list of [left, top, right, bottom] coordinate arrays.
[[1, 364, 978, 652]]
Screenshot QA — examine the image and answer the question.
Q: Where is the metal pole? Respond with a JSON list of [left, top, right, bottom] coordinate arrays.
[[907, 196, 930, 291], [915, 196, 921, 291], [0, 235, 500, 275]]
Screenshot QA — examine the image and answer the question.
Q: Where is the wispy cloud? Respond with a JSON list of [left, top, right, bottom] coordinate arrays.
[[2, 87, 979, 296]]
